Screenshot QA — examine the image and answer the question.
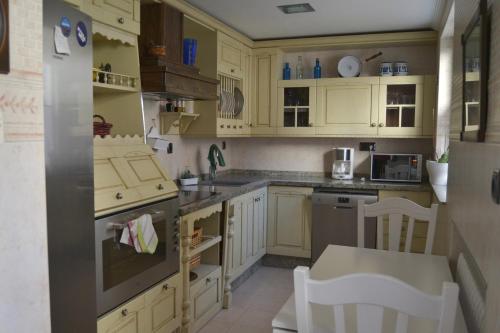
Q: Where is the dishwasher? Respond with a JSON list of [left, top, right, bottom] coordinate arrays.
[[311, 188, 378, 262]]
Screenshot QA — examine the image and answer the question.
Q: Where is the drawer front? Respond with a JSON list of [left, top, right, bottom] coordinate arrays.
[[94, 159, 127, 193], [97, 295, 145, 333], [144, 274, 182, 333], [111, 156, 169, 189], [137, 181, 178, 200], [95, 188, 141, 213], [94, 0, 134, 17], [190, 267, 222, 323], [90, 0, 140, 35]]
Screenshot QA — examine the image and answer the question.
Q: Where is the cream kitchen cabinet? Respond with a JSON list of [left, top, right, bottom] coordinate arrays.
[[218, 32, 245, 79], [98, 273, 181, 333], [190, 266, 223, 332], [378, 75, 435, 137], [88, 0, 140, 35], [316, 77, 380, 136], [277, 80, 317, 136], [228, 188, 267, 279], [250, 49, 279, 135], [267, 186, 313, 258]]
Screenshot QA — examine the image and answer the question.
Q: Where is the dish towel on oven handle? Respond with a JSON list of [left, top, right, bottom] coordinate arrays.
[[120, 214, 159, 254]]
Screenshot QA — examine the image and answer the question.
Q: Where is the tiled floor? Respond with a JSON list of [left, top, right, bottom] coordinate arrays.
[[199, 266, 294, 333]]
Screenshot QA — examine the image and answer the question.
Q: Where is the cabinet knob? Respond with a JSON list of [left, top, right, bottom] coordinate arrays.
[[231, 69, 235, 73], [249, 123, 253, 127], [206, 277, 212, 284], [162, 284, 169, 290], [233, 125, 237, 129], [115, 192, 123, 200], [220, 125, 224, 128], [378, 123, 385, 127], [239, 125, 243, 129], [371, 123, 377, 127], [157, 184, 164, 190], [226, 125, 231, 129], [117, 17, 124, 24], [309, 123, 314, 127], [121, 309, 128, 317]]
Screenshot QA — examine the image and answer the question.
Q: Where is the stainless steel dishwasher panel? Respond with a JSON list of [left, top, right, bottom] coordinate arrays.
[[311, 191, 378, 262]]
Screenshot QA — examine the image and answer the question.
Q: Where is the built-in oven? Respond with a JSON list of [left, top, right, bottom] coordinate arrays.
[[95, 198, 180, 316], [371, 153, 423, 183]]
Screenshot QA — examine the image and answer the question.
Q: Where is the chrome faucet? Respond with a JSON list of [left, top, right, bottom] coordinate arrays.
[[207, 144, 226, 182]]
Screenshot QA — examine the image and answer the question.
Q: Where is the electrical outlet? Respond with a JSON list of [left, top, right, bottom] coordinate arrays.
[[167, 143, 173, 154], [222, 141, 226, 150], [359, 142, 376, 152]]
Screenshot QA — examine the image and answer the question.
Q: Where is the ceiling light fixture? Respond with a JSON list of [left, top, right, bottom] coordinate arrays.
[[277, 3, 315, 14]]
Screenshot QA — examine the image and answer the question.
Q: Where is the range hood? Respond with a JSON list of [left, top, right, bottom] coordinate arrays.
[[139, 3, 218, 100]]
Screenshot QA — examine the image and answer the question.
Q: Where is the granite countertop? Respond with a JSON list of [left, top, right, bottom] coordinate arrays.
[[178, 170, 431, 216]]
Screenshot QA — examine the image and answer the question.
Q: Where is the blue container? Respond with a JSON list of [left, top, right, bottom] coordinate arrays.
[[283, 63, 291, 80], [313, 58, 322, 79], [183, 39, 198, 65]]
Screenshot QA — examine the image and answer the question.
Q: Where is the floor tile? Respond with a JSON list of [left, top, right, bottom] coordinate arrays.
[[237, 308, 276, 329], [212, 305, 246, 324], [227, 323, 273, 333], [197, 320, 231, 333]]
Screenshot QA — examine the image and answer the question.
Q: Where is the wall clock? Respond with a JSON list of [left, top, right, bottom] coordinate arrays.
[[0, 0, 9, 74]]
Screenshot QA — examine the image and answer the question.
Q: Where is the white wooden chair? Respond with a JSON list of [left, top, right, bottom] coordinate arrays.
[[357, 197, 439, 254], [294, 266, 459, 333]]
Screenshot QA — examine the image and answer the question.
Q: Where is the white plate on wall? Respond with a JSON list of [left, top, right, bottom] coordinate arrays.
[[338, 56, 362, 77]]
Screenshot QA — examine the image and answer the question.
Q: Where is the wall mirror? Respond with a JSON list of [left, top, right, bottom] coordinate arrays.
[[461, 0, 490, 142]]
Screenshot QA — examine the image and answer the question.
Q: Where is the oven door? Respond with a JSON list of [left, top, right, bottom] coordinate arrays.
[[95, 198, 179, 316]]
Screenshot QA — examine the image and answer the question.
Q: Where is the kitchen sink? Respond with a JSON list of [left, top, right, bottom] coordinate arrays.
[[200, 180, 253, 187]]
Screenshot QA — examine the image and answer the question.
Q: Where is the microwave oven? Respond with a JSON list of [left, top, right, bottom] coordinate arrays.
[[370, 153, 423, 183]]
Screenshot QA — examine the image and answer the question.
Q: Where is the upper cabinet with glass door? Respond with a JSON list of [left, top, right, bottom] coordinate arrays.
[[378, 76, 426, 137], [277, 80, 316, 136]]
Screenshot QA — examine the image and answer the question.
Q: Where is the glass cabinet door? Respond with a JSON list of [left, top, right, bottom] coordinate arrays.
[[379, 76, 424, 136], [278, 80, 316, 135]]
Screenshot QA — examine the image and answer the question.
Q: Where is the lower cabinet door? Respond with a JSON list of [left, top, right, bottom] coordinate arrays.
[[144, 274, 182, 333], [97, 295, 146, 333], [191, 267, 223, 332], [267, 186, 313, 258]]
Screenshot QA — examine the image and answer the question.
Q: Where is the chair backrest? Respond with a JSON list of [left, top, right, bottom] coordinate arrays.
[[357, 197, 439, 254], [294, 266, 459, 333]]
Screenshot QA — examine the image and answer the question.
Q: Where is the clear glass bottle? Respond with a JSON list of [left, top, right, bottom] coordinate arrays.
[[296, 56, 304, 79]]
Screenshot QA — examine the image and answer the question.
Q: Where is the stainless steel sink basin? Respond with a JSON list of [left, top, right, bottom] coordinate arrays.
[[201, 180, 252, 187]]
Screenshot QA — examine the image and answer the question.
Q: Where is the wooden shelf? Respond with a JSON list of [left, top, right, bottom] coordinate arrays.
[[159, 112, 200, 134], [190, 264, 220, 287], [190, 235, 222, 257], [93, 82, 139, 94]]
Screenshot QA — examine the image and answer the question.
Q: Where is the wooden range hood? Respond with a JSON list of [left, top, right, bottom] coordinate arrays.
[[139, 3, 218, 100]]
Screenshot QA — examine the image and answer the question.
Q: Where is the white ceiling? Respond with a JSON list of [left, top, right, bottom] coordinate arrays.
[[186, 0, 446, 40]]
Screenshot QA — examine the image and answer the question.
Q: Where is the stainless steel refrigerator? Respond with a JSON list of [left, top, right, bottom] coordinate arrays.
[[43, 0, 96, 332]]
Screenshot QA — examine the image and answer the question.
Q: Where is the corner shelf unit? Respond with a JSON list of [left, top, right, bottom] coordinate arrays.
[[159, 112, 200, 134], [93, 81, 139, 94]]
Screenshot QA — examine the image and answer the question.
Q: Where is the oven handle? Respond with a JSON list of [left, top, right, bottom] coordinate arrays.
[[107, 210, 166, 230]]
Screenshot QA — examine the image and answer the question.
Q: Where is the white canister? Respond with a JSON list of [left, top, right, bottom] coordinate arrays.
[[394, 62, 408, 76], [379, 62, 393, 76]]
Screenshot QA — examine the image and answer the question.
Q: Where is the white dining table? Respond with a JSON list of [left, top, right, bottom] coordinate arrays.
[[272, 245, 468, 333]]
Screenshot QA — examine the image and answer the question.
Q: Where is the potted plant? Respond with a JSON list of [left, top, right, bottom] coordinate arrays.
[[426, 150, 449, 186], [180, 168, 199, 186]]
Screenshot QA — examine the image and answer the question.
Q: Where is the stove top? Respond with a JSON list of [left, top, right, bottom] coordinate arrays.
[[178, 190, 216, 207]]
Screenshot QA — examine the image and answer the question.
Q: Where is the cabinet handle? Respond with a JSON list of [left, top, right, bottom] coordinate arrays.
[[206, 277, 212, 284], [226, 125, 231, 129], [371, 122, 377, 127], [239, 125, 243, 129], [220, 125, 224, 128], [157, 184, 164, 190], [249, 123, 253, 127], [117, 17, 124, 24], [115, 192, 123, 200], [121, 309, 128, 316], [231, 69, 235, 73], [233, 125, 237, 129], [162, 284, 169, 290], [378, 123, 385, 127]]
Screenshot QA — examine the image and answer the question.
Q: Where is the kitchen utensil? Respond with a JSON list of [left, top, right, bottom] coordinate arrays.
[[394, 61, 408, 76], [379, 62, 393, 76], [233, 87, 244, 116], [338, 55, 362, 77]]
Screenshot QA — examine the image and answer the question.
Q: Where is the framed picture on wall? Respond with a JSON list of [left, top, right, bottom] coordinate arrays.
[[0, 0, 9, 74]]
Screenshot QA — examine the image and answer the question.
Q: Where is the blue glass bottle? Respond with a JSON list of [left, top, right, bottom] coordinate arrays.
[[314, 58, 322, 79], [283, 63, 291, 80]]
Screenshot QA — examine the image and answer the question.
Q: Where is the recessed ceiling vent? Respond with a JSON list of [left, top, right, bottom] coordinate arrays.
[[277, 3, 315, 14]]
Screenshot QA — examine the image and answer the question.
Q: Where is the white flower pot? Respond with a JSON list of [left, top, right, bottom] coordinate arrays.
[[426, 160, 448, 186], [180, 177, 199, 186]]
